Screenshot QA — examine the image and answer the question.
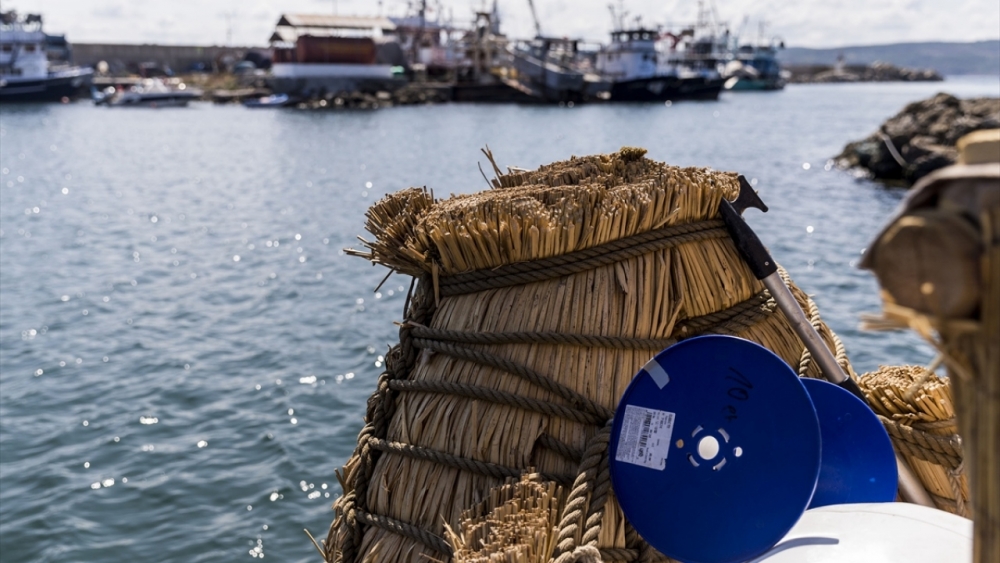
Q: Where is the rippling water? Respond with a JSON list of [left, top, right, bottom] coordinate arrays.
[[1, 76, 997, 562]]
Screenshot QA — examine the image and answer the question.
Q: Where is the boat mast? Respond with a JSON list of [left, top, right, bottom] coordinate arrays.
[[526, 0, 542, 37]]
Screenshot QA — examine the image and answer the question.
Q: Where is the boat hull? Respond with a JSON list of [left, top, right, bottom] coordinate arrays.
[[607, 75, 724, 102], [727, 77, 786, 91], [0, 67, 93, 102], [268, 63, 404, 96], [105, 93, 200, 107]]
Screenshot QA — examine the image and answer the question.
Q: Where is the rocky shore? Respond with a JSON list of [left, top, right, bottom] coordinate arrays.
[[787, 61, 942, 84], [836, 93, 1000, 185]]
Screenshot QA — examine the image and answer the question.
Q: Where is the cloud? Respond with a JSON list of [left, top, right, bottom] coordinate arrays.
[[9, 0, 1000, 47], [91, 3, 124, 19]]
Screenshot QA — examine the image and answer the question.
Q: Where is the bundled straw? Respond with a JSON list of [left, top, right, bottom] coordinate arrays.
[[445, 474, 563, 563], [859, 365, 968, 515], [326, 148, 855, 563]]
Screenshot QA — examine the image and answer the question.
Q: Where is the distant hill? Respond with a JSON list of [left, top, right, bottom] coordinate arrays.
[[777, 40, 1000, 76]]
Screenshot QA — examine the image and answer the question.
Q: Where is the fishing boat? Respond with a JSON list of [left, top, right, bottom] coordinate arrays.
[[242, 93, 294, 108], [93, 78, 201, 107], [267, 14, 406, 97], [0, 11, 92, 102], [503, 0, 607, 105], [723, 39, 787, 91], [509, 37, 591, 102], [594, 26, 724, 102]]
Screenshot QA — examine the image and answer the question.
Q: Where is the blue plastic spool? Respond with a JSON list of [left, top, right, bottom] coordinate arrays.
[[802, 378, 898, 508], [609, 335, 821, 563]]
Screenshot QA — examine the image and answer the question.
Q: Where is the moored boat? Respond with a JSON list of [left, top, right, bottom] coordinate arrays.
[[267, 14, 407, 97], [0, 11, 92, 102], [595, 26, 724, 102], [509, 37, 589, 102], [93, 78, 201, 107], [242, 93, 294, 108], [724, 39, 787, 91]]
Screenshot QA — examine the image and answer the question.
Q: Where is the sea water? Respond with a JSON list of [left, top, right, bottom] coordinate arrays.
[[1, 76, 997, 562]]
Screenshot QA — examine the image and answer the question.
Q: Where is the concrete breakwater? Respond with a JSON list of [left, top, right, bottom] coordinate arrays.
[[787, 61, 943, 84], [72, 43, 265, 74], [837, 93, 1000, 185]]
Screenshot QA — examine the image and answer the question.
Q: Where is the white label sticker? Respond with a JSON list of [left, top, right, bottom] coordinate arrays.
[[615, 404, 676, 470]]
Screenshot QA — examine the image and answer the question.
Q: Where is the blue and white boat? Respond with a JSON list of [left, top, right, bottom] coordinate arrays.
[[724, 40, 787, 91], [0, 11, 92, 102], [595, 26, 725, 102]]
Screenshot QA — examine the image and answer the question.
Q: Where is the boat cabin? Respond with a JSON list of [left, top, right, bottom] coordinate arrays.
[[269, 14, 398, 65], [0, 11, 48, 79], [595, 28, 660, 80]]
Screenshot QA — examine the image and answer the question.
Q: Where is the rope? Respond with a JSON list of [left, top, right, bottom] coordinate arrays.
[[369, 437, 575, 486], [948, 462, 970, 518], [409, 325, 678, 350], [880, 415, 964, 469], [537, 433, 584, 463], [387, 379, 606, 426], [775, 267, 853, 378], [327, 276, 438, 563], [878, 130, 908, 168], [552, 422, 613, 563], [355, 509, 453, 557], [412, 337, 616, 421], [912, 418, 958, 432], [580, 442, 613, 547], [598, 547, 639, 562], [438, 220, 728, 296], [562, 546, 603, 563], [674, 291, 773, 336]]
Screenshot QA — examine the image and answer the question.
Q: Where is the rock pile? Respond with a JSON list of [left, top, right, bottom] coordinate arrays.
[[788, 62, 942, 84], [837, 93, 1000, 185]]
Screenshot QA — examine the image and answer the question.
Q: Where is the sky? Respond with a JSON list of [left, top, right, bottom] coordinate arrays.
[[4, 0, 1000, 49]]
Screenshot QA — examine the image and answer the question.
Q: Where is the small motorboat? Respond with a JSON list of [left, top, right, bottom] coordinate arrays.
[[242, 93, 293, 108], [94, 78, 201, 107]]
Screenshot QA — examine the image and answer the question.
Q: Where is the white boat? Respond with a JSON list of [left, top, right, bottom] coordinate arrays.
[[94, 78, 201, 107], [595, 26, 725, 102], [0, 11, 92, 102]]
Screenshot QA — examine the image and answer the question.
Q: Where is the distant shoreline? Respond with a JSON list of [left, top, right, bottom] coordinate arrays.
[[777, 39, 1000, 77]]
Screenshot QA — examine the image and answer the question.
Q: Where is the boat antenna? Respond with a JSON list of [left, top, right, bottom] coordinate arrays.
[[608, 0, 627, 32], [526, 0, 542, 37], [736, 15, 748, 45]]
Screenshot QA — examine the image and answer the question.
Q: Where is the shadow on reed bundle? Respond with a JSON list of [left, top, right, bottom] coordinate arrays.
[[324, 148, 855, 563], [859, 365, 968, 515], [861, 130, 999, 563]]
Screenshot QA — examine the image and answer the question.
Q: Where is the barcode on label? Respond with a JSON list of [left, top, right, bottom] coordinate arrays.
[[637, 413, 652, 457], [615, 405, 675, 470]]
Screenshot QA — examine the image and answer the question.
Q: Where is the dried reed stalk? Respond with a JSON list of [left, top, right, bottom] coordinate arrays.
[[331, 149, 853, 562], [858, 365, 968, 513], [445, 475, 562, 563]]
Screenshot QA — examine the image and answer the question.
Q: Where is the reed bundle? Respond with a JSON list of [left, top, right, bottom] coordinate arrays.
[[445, 475, 562, 563], [858, 365, 968, 515], [326, 148, 855, 563]]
